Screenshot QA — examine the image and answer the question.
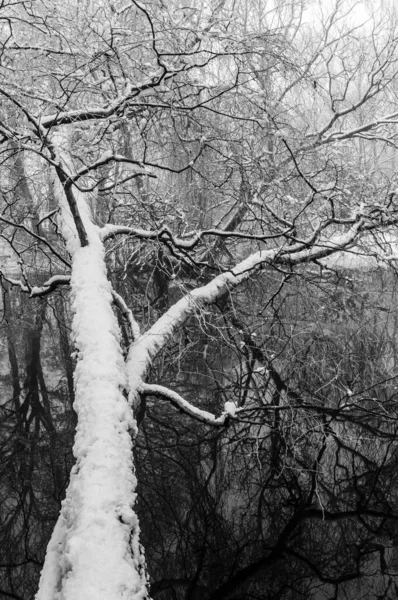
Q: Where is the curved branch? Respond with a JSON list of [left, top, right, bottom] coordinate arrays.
[[30, 275, 71, 297], [111, 290, 140, 343], [1, 274, 71, 297], [139, 383, 231, 426], [68, 153, 156, 185]]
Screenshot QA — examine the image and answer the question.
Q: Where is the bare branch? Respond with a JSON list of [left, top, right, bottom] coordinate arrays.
[[111, 290, 140, 344], [0, 216, 71, 267]]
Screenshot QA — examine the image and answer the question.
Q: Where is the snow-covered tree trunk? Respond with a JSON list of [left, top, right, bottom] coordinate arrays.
[[32, 118, 372, 599], [35, 135, 148, 600]]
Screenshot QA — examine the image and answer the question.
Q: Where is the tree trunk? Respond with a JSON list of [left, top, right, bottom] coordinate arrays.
[[35, 135, 149, 600]]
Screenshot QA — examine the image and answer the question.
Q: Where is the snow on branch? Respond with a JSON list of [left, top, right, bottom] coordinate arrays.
[[30, 275, 71, 297], [127, 220, 364, 391], [321, 111, 398, 144], [100, 223, 289, 247], [0, 273, 71, 297], [101, 224, 167, 243], [39, 71, 166, 129], [139, 383, 236, 426], [111, 290, 141, 343], [68, 153, 156, 184], [6, 44, 75, 55], [0, 273, 30, 294]]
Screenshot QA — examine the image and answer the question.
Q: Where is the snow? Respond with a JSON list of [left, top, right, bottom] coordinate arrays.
[[125, 222, 370, 399], [320, 230, 398, 270], [36, 131, 148, 600], [30, 275, 71, 297], [125, 248, 281, 409], [224, 401, 237, 417], [127, 248, 277, 385], [37, 235, 147, 600], [35, 123, 395, 600], [140, 383, 227, 426], [100, 223, 156, 242]]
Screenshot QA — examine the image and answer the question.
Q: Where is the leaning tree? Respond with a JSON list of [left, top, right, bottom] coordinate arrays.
[[2, 0, 398, 598]]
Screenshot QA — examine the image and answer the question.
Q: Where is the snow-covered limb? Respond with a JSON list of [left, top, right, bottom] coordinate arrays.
[[0, 273, 30, 294], [321, 111, 398, 144], [112, 289, 141, 343], [139, 383, 231, 426], [30, 275, 71, 297], [101, 224, 167, 242], [39, 70, 165, 130], [0, 273, 70, 298], [127, 221, 364, 393], [6, 44, 75, 55], [100, 223, 288, 246]]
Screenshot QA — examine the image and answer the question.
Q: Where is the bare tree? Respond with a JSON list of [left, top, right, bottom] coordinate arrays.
[[1, 0, 398, 598]]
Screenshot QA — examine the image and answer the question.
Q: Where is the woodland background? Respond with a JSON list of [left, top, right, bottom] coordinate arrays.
[[2, 0, 398, 599]]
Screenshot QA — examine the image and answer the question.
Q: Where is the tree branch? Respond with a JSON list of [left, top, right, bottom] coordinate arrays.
[[139, 383, 233, 426], [111, 290, 140, 343], [127, 220, 364, 389], [0, 216, 71, 267]]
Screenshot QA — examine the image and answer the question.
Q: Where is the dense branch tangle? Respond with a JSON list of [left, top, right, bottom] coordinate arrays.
[[2, 1, 398, 600]]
